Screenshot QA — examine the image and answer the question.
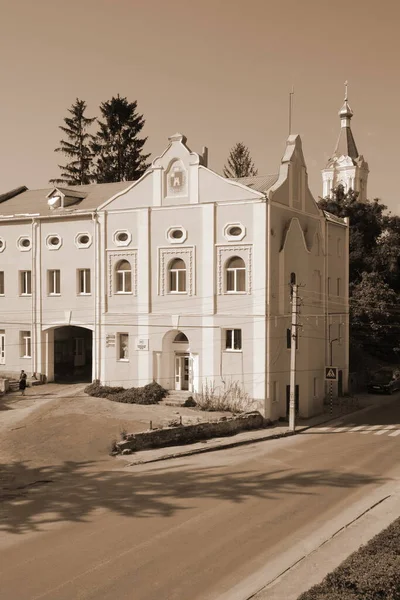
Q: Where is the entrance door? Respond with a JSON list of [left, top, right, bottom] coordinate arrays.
[[74, 338, 85, 367], [286, 385, 299, 416], [0, 332, 5, 365], [175, 354, 190, 391]]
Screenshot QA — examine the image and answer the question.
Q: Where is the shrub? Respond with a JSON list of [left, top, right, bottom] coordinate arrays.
[[84, 380, 167, 405], [194, 380, 252, 413], [183, 396, 197, 407], [298, 517, 400, 600]]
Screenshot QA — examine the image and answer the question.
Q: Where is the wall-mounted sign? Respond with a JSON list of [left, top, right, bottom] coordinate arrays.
[[136, 338, 149, 351], [106, 334, 116, 347]]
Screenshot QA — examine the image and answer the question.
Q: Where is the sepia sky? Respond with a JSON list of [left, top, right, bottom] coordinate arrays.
[[0, 0, 399, 212]]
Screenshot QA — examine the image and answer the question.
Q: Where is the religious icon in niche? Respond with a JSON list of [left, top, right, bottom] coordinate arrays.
[[167, 161, 187, 195]]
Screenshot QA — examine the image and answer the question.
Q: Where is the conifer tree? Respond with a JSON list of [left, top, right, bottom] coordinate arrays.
[[91, 95, 150, 183], [50, 99, 95, 186], [223, 142, 258, 178]]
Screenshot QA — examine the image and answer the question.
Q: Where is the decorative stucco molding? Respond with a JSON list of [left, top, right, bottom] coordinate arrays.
[[217, 244, 252, 295], [107, 249, 138, 297], [158, 246, 195, 296]]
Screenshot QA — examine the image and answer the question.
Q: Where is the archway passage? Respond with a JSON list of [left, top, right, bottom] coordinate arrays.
[[54, 326, 93, 383]]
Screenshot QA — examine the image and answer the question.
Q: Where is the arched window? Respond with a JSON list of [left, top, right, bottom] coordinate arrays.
[[169, 258, 186, 293], [226, 256, 246, 293], [173, 332, 188, 343], [115, 260, 132, 293]]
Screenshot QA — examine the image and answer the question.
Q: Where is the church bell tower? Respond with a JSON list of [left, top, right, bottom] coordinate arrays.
[[322, 83, 369, 202]]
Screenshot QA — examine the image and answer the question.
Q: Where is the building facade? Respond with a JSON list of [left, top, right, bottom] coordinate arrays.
[[0, 132, 349, 419]]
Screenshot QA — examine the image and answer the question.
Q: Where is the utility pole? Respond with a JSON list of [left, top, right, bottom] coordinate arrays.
[[289, 282, 298, 432]]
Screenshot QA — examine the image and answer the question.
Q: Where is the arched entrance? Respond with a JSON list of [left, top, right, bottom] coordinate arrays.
[[160, 330, 195, 392], [54, 326, 93, 382]]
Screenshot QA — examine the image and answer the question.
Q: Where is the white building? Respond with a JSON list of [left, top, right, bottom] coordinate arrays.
[[322, 88, 369, 201], [0, 131, 349, 419]]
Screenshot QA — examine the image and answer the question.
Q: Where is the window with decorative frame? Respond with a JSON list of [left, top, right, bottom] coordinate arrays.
[[168, 258, 187, 293], [115, 260, 132, 294], [226, 256, 246, 293]]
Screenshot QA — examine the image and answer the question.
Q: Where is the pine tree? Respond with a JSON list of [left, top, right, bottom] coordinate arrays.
[[50, 99, 95, 186], [223, 142, 258, 178], [91, 95, 150, 183]]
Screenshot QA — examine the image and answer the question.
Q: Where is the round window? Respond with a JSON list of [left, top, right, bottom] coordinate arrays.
[[171, 229, 183, 239], [227, 226, 243, 237], [117, 232, 129, 242], [49, 236, 59, 246], [79, 234, 89, 245], [0, 240, 3, 249], [21, 238, 31, 248]]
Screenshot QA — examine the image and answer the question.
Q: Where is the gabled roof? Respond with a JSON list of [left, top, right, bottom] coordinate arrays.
[[0, 181, 131, 217], [231, 174, 279, 193], [323, 210, 347, 226]]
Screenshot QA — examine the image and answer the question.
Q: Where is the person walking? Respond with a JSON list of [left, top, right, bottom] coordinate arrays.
[[19, 370, 27, 396]]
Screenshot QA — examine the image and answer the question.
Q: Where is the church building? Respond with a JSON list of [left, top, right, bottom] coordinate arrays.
[[0, 120, 350, 420]]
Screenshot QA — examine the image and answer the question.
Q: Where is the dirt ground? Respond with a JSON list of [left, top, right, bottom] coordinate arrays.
[[0, 383, 230, 469]]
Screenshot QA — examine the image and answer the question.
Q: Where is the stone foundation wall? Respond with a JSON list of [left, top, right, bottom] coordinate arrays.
[[117, 411, 266, 453]]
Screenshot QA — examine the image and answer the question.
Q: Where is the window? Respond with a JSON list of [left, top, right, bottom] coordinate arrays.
[[167, 227, 187, 244], [20, 271, 32, 296], [48, 270, 61, 295], [115, 260, 132, 294], [113, 230, 132, 247], [226, 256, 246, 292], [337, 278, 341, 296], [75, 232, 92, 249], [173, 332, 189, 343], [46, 234, 62, 250], [169, 258, 187, 293], [0, 271, 4, 296], [290, 272, 296, 299], [224, 223, 246, 241], [0, 237, 5, 253], [18, 237, 31, 251], [78, 269, 91, 295], [20, 331, 31, 358], [225, 329, 242, 351], [0, 330, 5, 364], [118, 333, 129, 360], [313, 377, 318, 397]]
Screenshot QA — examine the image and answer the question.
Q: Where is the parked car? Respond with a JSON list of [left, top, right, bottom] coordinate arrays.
[[367, 368, 400, 394]]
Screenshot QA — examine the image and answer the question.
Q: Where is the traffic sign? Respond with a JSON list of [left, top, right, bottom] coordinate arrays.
[[325, 366, 338, 381]]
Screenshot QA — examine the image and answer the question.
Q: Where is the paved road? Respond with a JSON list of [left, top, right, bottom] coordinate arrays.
[[1, 398, 399, 600]]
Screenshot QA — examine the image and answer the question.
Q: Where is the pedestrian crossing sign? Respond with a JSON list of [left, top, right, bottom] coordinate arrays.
[[325, 366, 338, 381]]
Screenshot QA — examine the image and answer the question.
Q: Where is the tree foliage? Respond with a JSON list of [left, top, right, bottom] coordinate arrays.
[[223, 142, 258, 178], [318, 185, 400, 363], [50, 99, 95, 186], [91, 95, 150, 183]]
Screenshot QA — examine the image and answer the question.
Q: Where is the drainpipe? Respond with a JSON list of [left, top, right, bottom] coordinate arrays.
[[92, 212, 100, 381], [266, 197, 271, 419], [31, 218, 38, 376]]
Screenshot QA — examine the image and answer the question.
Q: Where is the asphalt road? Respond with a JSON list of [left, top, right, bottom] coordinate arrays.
[[1, 397, 399, 600]]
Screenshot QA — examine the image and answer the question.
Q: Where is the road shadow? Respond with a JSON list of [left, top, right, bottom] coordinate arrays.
[[0, 460, 387, 535]]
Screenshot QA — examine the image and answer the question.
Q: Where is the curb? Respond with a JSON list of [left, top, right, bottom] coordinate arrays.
[[124, 400, 382, 467]]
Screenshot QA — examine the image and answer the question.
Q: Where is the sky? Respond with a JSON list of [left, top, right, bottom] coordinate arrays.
[[0, 0, 399, 213]]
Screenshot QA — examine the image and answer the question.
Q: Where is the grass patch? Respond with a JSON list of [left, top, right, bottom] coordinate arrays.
[[298, 516, 400, 600], [84, 380, 168, 405]]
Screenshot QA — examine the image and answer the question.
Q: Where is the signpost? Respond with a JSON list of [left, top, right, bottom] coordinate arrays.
[[325, 366, 338, 415]]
